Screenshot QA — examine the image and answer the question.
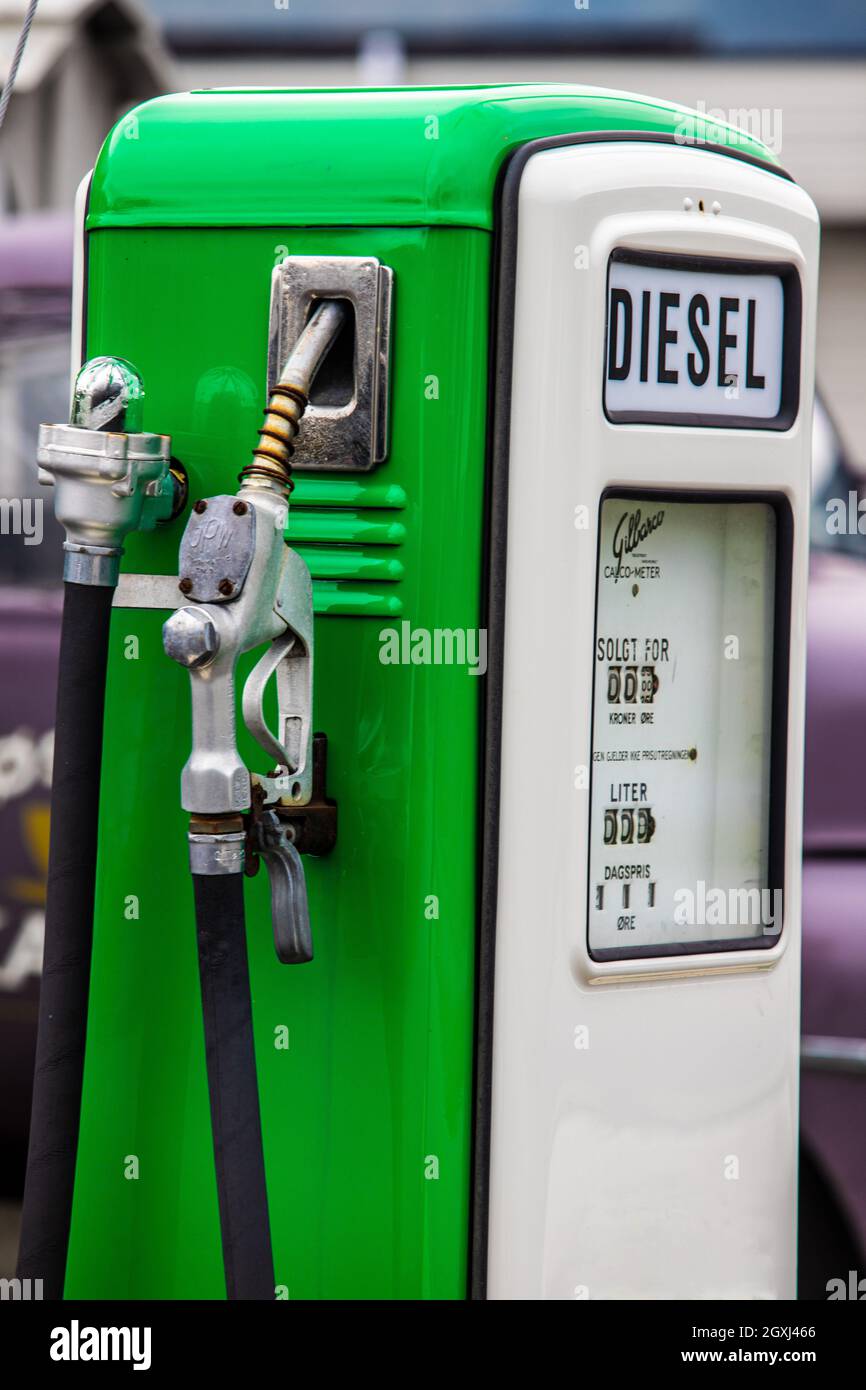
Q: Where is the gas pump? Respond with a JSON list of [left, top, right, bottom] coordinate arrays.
[[483, 136, 815, 1299], [17, 87, 818, 1301]]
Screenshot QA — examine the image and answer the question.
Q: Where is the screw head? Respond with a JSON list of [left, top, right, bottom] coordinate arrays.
[[193, 499, 207, 514], [218, 578, 235, 597], [179, 577, 193, 595], [162, 607, 220, 669], [233, 500, 248, 516]]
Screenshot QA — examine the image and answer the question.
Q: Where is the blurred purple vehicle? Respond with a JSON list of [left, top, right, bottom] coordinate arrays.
[[0, 214, 69, 1184], [799, 400, 866, 1295], [0, 213, 863, 1297]]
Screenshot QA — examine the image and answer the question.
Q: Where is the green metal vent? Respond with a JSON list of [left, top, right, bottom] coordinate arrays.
[[288, 477, 406, 617]]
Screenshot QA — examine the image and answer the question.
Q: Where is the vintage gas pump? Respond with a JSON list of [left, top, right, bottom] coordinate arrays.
[[18, 88, 818, 1301]]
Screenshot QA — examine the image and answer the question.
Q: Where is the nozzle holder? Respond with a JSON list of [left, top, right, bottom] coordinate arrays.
[[267, 255, 393, 472]]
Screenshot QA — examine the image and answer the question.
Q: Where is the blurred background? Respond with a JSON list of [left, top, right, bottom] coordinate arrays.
[[0, 0, 865, 1296]]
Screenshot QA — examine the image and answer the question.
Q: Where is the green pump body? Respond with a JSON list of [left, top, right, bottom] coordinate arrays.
[[65, 87, 783, 1299]]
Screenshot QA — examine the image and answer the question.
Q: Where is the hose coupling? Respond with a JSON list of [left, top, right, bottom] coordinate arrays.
[[238, 299, 347, 493], [38, 357, 178, 586]]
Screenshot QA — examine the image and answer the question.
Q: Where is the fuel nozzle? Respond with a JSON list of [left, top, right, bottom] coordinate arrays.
[[164, 298, 352, 966], [38, 356, 179, 586]]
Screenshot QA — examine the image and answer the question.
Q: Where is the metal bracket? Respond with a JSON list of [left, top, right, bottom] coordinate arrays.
[[267, 255, 393, 472], [274, 733, 337, 857]]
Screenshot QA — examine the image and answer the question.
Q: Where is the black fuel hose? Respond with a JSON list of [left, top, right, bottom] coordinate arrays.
[[17, 580, 114, 1297], [192, 871, 275, 1300]]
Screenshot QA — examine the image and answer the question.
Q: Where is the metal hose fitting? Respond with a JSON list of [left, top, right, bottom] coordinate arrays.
[[240, 298, 347, 492]]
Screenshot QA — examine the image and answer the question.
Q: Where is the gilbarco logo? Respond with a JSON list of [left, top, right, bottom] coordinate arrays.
[[610, 506, 666, 582]]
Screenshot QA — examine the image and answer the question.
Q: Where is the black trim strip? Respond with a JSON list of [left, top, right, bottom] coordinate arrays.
[[470, 128, 800, 1302], [497, 128, 794, 192]]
